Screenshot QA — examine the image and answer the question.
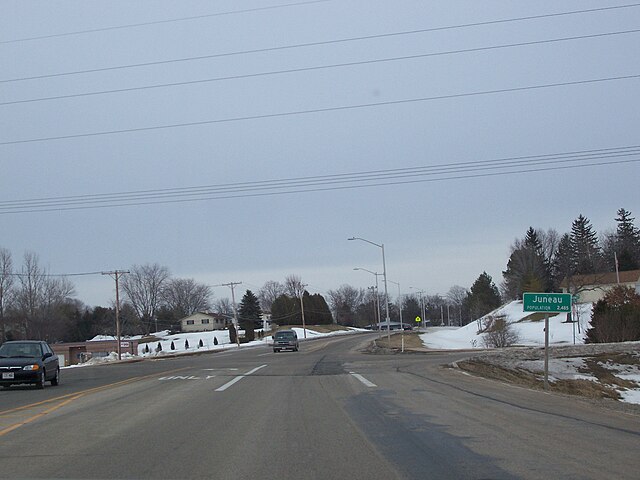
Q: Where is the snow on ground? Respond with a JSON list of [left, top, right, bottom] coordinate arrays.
[[78, 327, 364, 365], [420, 301, 592, 350], [420, 301, 640, 405]]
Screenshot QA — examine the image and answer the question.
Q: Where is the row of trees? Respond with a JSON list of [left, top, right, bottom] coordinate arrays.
[[502, 208, 640, 300], [0, 254, 216, 342]]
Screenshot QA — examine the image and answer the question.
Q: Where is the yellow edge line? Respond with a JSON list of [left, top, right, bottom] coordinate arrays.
[[0, 366, 189, 436]]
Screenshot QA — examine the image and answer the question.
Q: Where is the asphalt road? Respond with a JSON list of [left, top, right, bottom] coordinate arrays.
[[1, 333, 639, 479]]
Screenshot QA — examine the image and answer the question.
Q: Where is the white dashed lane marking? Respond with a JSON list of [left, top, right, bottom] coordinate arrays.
[[349, 372, 377, 388], [215, 364, 267, 392]]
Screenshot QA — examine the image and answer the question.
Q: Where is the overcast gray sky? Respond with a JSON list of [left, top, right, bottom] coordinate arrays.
[[1, 0, 639, 306]]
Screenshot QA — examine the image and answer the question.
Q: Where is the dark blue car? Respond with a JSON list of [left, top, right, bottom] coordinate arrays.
[[0, 340, 60, 389]]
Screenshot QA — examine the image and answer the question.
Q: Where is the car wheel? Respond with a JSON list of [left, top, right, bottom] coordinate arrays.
[[273, 349, 278, 353], [36, 370, 46, 389], [51, 368, 60, 386]]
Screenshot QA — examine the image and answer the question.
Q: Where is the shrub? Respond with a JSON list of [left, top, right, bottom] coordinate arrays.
[[482, 315, 520, 348], [586, 286, 640, 343]]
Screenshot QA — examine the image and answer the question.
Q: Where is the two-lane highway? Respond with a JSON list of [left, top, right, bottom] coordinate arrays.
[[1, 333, 639, 479]]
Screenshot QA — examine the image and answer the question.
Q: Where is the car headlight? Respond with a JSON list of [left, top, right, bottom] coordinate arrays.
[[22, 364, 40, 371]]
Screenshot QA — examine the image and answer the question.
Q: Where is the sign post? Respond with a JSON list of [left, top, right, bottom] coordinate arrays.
[[523, 293, 572, 391]]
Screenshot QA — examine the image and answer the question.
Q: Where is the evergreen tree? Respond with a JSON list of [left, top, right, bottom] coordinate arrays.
[[237, 290, 261, 341], [570, 214, 603, 274], [402, 295, 422, 327], [502, 227, 551, 299], [614, 208, 640, 270], [586, 286, 640, 343], [270, 294, 298, 326], [552, 233, 574, 287], [465, 272, 501, 319], [305, 293, 334, 325]]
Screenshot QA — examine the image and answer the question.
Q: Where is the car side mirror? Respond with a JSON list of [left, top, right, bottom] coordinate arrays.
[[43, 352, 53, 360]]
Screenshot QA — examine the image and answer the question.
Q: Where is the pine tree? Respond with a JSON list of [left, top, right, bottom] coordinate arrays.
[[465, 272, 501, 319], [553, 233, 574, 286], [305, 293, 334, 325], [271, 295, 298, 326], [614, 208, 640, 270], [502, 227, 551, 299], [238, 290, 262, 341], [570, 214, 603, 274]]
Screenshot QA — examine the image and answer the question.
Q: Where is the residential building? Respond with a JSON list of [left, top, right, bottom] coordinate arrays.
[[180, 312, 226, 333], [560, 269, 640, 303]]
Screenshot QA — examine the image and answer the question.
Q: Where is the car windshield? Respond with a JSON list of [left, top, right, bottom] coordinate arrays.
[[276, 332, 295, 339], [0, 343, 41, 358]]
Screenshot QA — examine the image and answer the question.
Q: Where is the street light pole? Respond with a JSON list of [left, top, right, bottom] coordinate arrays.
[[354, 268, 381, 330], [300, 283, 308, 339], [388, 280, 404, 352], [349, 237, 391, 343]]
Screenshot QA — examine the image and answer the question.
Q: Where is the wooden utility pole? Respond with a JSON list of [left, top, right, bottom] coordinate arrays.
[[102, 270, 129, 360], [219, 282, 242, 346]]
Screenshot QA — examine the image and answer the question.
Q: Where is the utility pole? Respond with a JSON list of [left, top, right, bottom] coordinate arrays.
[[219, 282, 242, 346], [300, 283, 308, 339], [102, 270, 129, 360]]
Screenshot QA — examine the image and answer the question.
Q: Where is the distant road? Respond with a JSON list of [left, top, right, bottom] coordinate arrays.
[[1, 333, 639, 479]]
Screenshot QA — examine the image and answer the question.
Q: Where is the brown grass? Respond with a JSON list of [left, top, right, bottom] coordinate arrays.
[[457, 359, 622, 400], [374, 332, 424, 350]]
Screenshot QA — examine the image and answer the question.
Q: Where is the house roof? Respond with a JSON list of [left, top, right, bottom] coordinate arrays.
[[179, 312, 225, 322], [560, 269, 640, 288]]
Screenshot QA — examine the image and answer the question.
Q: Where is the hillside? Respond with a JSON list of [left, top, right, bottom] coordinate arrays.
[[420, 300, 593, 350]]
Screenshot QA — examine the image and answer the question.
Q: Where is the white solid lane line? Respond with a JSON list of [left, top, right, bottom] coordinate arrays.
[[215, 364, 267, 392], [349, 372, 377, 388]]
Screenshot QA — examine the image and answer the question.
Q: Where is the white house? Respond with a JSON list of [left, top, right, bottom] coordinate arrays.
[[180, 312, 227, 333], [561, 269, 640, 304]]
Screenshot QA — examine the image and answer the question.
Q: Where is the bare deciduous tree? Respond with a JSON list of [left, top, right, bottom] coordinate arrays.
[[257, 280, 285, 313], [121, 263, 170, 334], [326, 284, 365, 326], [0, 248, 14, 341], [162, 278, 212, 318], [537, 228, 560, 267], [284, 274, 305, 298], [14, 252, 75, 340], [213, 297, 233, 318]]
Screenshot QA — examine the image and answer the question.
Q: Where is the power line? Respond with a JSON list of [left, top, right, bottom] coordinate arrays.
[[8, 270, 106, 277], [0, 146, 637, 214], [1, 73, 638, 147], [0, 0, 331, 45], [1, 145, 637, 207], [2, 3, 639, 84], [4, 28, 638, 107]]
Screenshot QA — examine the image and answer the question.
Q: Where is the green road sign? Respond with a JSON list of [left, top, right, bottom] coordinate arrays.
[[523, 292, 572, 313]]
